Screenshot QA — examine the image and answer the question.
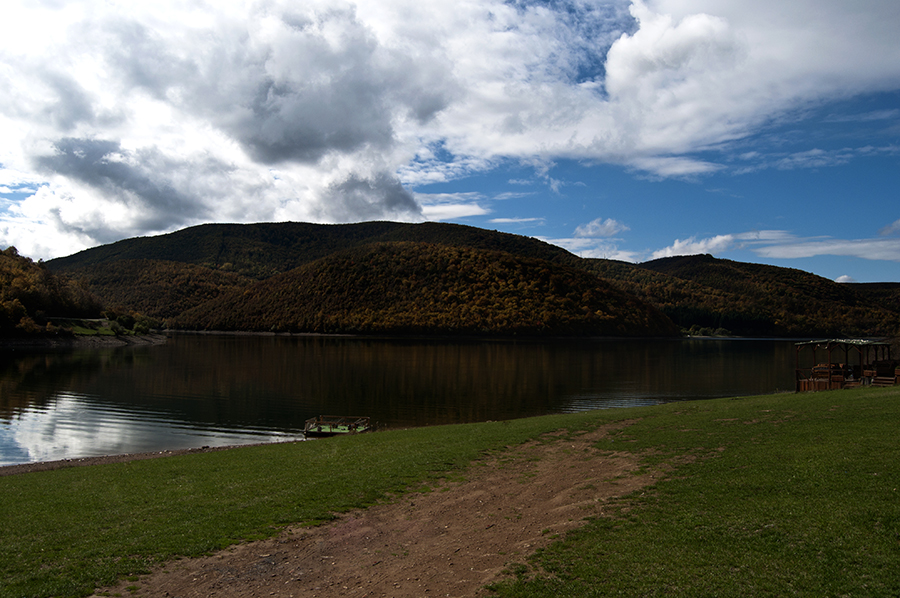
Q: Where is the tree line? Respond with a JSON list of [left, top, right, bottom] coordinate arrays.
[[0, 247, 103, 335]]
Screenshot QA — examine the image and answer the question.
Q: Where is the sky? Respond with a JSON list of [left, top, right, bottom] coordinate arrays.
[[1, 0, 899, 283]]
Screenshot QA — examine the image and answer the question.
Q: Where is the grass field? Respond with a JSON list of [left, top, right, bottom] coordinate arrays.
[[490, 386, 900, 597], [2, 386, 899, 598]]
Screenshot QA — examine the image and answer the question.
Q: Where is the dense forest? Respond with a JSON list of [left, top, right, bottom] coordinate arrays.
[[172, 242, 679, 337], [586, 255, 900, 338], [40, 221, 900, 338], [68, 259, 253, 319], [0, 247, 103, 335], [49, 221, 576, 279]]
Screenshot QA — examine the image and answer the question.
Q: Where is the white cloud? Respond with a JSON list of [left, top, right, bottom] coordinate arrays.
[[835, 275, 856, 283], [651, 234, 737, 258], [543, 216, 635, 260], [492, 191, 536, 201], [543, 236, 641, 261], [754, 237, 900, 262], [881, 219, 900, 236], [0, 0, 449, 257], [489, 217, 545, 225], [734, 145, 900, 173], [575, 217, 630, 238], [415, 192, 489, 220], [651, 229, 900, 263], [2, 0, 900, 258]]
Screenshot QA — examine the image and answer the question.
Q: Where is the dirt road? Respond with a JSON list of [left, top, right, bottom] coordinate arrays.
[[86, 425, 651, 598]]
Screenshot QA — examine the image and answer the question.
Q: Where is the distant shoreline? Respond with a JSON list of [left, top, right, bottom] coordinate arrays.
[[0, 332, 168, 350], [3, 329, 830, 350]]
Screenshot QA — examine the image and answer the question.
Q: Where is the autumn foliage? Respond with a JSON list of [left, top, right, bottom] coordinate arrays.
[[42, 221, 900, 338], [587, 254, 900, 337], [0, 247, 103, 335], [172, 242, 679, 337], [63, 259, 252, 319]]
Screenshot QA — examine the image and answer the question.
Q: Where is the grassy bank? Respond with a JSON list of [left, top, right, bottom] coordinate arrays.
[[490, 386, 900, 597], [2, 387, 899, 597], [0, 411, 607, 597]]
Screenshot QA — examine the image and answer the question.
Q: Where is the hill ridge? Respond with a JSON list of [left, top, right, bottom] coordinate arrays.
[[42, 222, 900, 338]]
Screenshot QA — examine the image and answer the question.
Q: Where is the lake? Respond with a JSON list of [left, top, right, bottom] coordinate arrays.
[[0, 334, 798, 466]]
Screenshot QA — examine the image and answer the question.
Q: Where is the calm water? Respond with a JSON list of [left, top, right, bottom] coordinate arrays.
[[0, 334, 797, 466]]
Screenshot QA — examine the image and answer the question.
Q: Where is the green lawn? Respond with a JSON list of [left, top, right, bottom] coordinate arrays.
[[489, 386, 900, 597], [2, 387, 899, 598], [0, 411, 606, 598]]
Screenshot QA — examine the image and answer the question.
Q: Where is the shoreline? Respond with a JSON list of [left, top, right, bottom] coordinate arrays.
[[4, 329, 842, 349], [0, 332, 168, 350], [0, 440, 301, 477]]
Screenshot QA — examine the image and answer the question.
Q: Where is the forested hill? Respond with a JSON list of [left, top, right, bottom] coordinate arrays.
[[1, 247, 103, 335], [43, 221, 900, 338], [585, 254, 900, 338], [172, 242, 679, 337], [47, 221, 576, 280]]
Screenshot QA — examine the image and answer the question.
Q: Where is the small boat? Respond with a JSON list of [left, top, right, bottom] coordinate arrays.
[[304, 415, 372, 438]]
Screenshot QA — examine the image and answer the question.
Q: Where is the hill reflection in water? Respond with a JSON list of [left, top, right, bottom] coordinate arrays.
[[0, 334, 796, 465]]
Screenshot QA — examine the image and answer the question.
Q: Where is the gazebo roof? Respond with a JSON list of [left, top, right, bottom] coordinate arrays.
[[795, 338, 892, 347]]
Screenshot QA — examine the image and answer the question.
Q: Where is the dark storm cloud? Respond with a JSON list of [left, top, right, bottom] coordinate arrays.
[[320, 173, 422, 221], [95, 7, 454, 166], [99, 19, 196, 98], [35, 138, 210, 233], [39, 73, 98, 131], [202, 9, 452, 165], [229, 74, 397, 164]]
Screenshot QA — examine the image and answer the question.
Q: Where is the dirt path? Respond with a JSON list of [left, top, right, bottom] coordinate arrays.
[[89, 425, 653, 598]]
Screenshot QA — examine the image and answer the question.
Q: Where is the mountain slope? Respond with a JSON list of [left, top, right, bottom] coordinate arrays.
[[47, 221, 577, 280], [1, 247, 103, 334], [587, 254, 899, 337], [41, 222, 899, 338], [173, 242, 680, 337], [61, 259, 254, 319]]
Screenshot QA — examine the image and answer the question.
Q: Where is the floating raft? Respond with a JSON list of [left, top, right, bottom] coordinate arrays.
[[304, 415, 372, 438]]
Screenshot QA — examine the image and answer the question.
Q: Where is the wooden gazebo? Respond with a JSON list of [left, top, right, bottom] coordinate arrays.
[[795, 339, 899, 392]]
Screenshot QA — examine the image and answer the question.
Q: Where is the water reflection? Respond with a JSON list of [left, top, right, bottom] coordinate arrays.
[[0, 335, 797, 465], [3, 392, 303, 465]]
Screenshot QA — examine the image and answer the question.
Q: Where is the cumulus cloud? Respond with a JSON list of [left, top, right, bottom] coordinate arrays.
[[318, 173, 422, 222], [0, 0, 453, 256], [575, 217, 630, 238], [547, 236, 641, 261], [651, 234, 737, 259], [881, 219, 900, 236], [35, 138, 211, 232], [651, 229, 900, 263], [649, 229, 798, 259], [1, 0, 900, 258], [546, 216, 637, 260]]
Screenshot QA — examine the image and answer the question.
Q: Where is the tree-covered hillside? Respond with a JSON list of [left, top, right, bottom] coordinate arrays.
[[850, 283, 900, 316], [173, 242, 680, 337], [586, 254, 900, 337], [59, 259, 254, 319], [48, 221, 576, 280], [43, 221, 900, 338], [1, 247, 103, 335]]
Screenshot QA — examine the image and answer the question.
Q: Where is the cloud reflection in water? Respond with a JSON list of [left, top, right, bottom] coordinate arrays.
[[1, 392, 303, 466]]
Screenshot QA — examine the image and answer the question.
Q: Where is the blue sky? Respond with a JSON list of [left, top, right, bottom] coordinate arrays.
[[1, 0, 899, 282]]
